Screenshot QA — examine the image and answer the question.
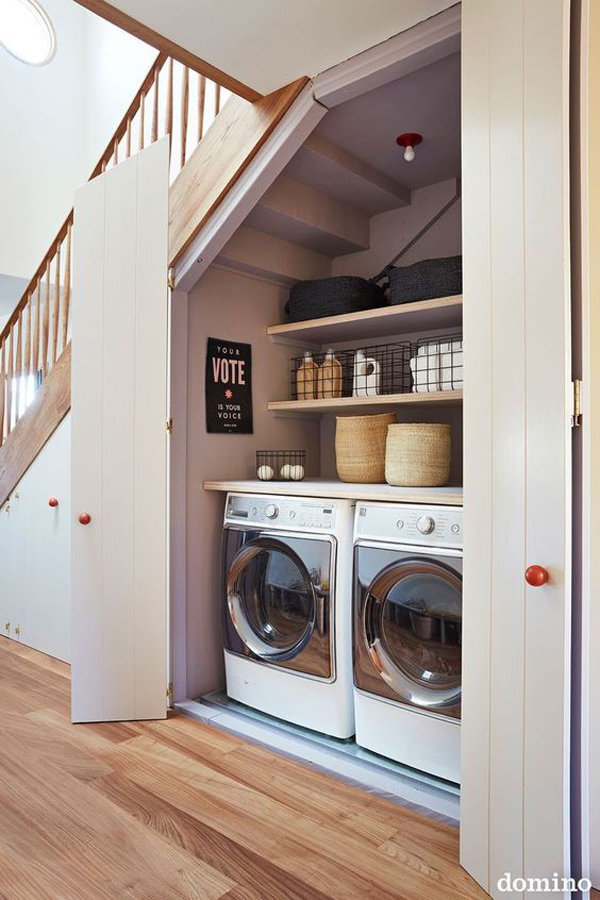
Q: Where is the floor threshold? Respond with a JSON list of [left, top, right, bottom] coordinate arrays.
[[175, 693, 460, 826]]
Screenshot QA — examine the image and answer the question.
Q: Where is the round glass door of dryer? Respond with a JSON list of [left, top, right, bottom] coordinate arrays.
[[362, 558, 462, 714], [226, 538, 317, 662]]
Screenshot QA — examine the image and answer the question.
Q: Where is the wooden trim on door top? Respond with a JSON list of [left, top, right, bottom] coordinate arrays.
[[73, 0, 263, 102]]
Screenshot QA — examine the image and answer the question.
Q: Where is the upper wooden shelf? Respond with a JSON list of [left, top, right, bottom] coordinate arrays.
[[268, 391, 462, 414], [267, 295, 462, 345]]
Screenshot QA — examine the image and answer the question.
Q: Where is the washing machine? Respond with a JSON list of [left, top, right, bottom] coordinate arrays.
[[353, 502, 462, 782], [222, 493, 355, 738]]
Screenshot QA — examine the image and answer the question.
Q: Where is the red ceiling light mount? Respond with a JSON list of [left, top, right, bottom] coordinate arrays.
[[396, 131, 423, 162]]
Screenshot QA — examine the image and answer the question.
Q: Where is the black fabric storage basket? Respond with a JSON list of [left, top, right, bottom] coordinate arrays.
[[285, 276, 385, 322], [387, 255, 462, 305]]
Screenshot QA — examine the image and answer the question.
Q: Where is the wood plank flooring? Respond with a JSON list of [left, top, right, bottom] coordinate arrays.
[[0, 638, 489, 900]]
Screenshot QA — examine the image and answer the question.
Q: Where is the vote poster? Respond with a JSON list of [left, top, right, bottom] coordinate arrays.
[[205, 337, 253, 434]]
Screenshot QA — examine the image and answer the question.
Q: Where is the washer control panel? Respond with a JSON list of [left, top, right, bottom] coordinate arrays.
[[226, 494, 337, 530], [355, 503, 463, 548]]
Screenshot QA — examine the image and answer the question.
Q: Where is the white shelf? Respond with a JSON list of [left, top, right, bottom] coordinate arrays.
[[203, 478, 463, 506], [267, 294, 462, 345]]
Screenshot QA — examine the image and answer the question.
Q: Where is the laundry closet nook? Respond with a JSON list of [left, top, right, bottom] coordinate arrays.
[[12, 0, 571, 893], [178, 43, 465, 804]]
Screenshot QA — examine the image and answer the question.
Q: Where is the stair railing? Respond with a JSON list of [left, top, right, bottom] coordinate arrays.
[[0, 50, 231, 446]]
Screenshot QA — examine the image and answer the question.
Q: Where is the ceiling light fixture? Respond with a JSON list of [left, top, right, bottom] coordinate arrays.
[[0, 0, 56, 66], [396, 132, 423, 163]]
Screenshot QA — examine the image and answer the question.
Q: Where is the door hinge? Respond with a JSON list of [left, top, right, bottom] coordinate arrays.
[[166, 417, 173, 434], [168, 267, 175, 290], [166, 682, 174, 705], [572, 379, 582, 427]]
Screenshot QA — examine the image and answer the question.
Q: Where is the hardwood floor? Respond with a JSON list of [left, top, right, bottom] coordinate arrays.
[[0, 638, 488, 900]]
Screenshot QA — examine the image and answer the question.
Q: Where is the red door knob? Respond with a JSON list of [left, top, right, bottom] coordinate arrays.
[[48, 497, 59, 508], [525, 565, 549, 587], [78, 513, 91, 525]]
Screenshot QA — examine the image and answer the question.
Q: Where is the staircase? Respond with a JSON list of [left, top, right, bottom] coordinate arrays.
[[0, 47, 306, 506]]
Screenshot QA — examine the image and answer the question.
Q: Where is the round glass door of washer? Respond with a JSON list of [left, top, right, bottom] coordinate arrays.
[[363, 558, 462, 711], [227, 538, 317, 661]]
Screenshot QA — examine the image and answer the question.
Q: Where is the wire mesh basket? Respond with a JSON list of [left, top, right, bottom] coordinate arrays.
[[256, 450, 306, 482], [410, 333, 463, 393], [290, 343, 413, 401]]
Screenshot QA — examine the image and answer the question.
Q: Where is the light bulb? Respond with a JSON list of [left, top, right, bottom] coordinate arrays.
[[403, 145, 415, 162]]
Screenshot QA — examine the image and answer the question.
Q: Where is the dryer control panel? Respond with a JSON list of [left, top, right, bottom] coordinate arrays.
[[226, 494, 337, 531], [355, 503, 463, 549]]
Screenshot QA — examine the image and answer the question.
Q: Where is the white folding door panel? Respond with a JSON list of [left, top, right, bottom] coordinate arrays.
[[461, 0, 572, 896], [71, 138, 169, 723], [581, 0, 600, 888]]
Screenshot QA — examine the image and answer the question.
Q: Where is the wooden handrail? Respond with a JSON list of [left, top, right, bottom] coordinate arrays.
[[0, 50, 236, 446]]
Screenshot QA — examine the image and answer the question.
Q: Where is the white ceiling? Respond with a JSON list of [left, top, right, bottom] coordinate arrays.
[[94, 0, 457, 95], [315, 52, 461, 192]]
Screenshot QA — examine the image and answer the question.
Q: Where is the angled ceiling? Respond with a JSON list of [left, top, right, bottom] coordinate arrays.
[[284, 53, 461, 216], [80, 0, 458, 95], [315, 52, 461, 192], [239, 51, 461, 261]]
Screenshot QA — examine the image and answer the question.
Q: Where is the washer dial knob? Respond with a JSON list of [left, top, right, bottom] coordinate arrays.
[[416, 515, 435, 535], [264, 503, 279, 519]]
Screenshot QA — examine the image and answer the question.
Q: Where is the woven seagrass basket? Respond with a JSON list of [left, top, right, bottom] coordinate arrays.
[[385, 423, 451, 487], [335, 413, 397, 483]]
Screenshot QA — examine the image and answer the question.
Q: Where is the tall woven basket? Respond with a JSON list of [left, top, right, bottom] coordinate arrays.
[[335, 413, 397, 483], [385, 423, 451, 487]]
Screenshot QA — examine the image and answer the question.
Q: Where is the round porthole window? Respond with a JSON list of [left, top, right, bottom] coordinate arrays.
[[0, 0, 56, 66]]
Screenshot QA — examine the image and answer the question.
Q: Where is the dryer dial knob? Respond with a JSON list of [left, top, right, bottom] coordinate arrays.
[[264, 503, 279, 519], [416, 515, 435, 535]]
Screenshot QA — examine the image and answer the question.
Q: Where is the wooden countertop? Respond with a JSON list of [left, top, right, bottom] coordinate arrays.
[[203, 478, 463, 506]]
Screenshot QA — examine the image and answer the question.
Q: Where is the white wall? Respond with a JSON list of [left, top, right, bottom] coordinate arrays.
[[0, 415, 71, 663], [82, 15, 156, 167], [0, 0, 88, 280], [0, 0, 155, 281], [0, 275, 29, 330]]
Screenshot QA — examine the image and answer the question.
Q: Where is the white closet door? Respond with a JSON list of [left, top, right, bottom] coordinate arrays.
[[71, 138, 169, 723], [461, 1, 572, 896], [26, 416, 71, 662], [0, 490, 26, 645]]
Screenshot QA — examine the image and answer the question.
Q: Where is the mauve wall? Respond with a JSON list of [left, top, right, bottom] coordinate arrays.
[[184, 265, 321, 699], [332, 179, 462, 278], [181, 178, 463, 699]]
